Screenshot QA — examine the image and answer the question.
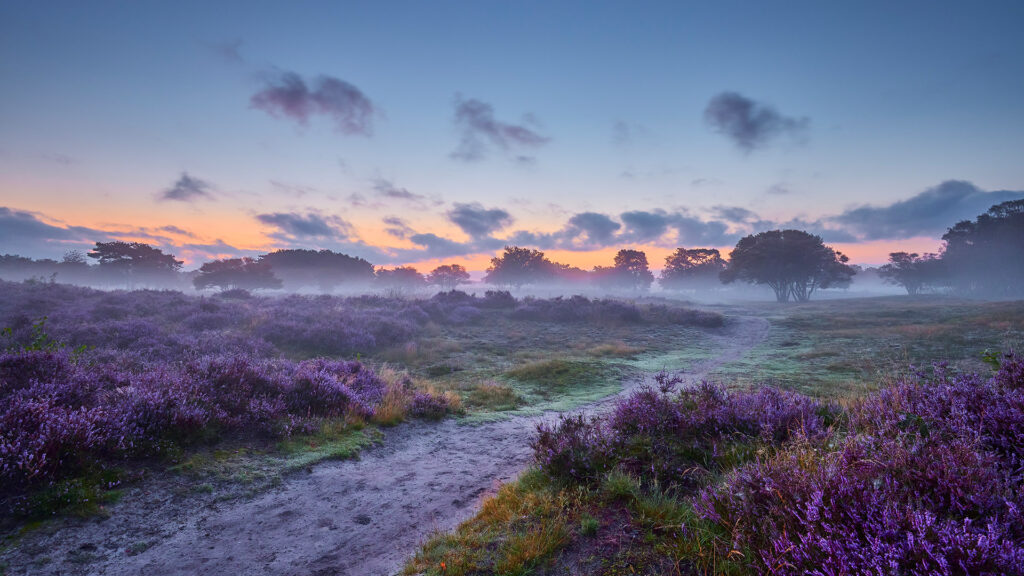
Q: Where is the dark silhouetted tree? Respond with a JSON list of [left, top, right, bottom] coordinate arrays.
[[659, 248, 727, 291], [484, 246, 557, 288], [259, 249, 375, 292], [878, 252, 945, 295], [593, 249, 654, 291], [194, 257, 283, 291], [376, 266, 426, 292], [427, 264, 471, 291], [87, 241, 182, 287], [940, 200, 1024, 297], [720, 230, 855, 302]]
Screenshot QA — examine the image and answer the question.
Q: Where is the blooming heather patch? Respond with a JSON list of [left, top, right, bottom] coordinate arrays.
[[533, 355, 1024, 574], [0, 349, 388, 498]]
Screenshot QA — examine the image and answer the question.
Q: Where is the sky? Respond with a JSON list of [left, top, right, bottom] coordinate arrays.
[[2, 0, 1023, 271]]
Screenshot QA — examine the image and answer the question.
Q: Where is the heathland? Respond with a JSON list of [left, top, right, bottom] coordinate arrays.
[[0, 279, 1021, 575]]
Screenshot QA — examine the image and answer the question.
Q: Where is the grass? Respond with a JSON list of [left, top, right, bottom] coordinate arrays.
[[375, 313, 720, 417], [402, 469, 573, 576], [708, 296, 1024, 398], [503, 359, 623, 412], [276, 421, 380, 471]]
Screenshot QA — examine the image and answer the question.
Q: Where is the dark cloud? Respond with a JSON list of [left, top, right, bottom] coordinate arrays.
[[0, 207, 115, 260], [564, 212, 621, 245], [712, 206, 759, 223], [159, 172, 213, 202], [255, 211, 353, 240], [619, 210, 736, 246], [619, 210, 674, 242], [450, 96, 550, 161], [448, 203, 514, 238], [832, 180, 1024, 240], [406, 233, 474, 259], [372, 179, 427, 202], [383, 216, 415, 239], [704, 92, 809, 152], [251, 72, 374, 135], [157, 225, 196, 238]]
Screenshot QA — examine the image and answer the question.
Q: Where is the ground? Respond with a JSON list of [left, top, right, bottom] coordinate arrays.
[[1, 295, 1021, 576]]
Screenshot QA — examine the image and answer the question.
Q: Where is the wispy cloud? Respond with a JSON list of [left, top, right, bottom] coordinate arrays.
[[251, 71, 375, 135], [450, 96, 550, 161], [158, 172, 213, 202], [704, 91, 808, 152], [371, 178, 441, 207], [209, 39, 244, 65]]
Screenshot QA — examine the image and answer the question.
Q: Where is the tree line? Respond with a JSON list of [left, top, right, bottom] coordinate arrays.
[[1, 199, 1019, 301]]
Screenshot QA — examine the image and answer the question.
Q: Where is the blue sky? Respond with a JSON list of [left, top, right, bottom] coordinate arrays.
[[2, 0, 1022, 269]]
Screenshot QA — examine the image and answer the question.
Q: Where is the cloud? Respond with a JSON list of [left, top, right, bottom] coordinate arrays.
[[0, 207, 125, 260], [712, 206, 759, 223], [255, 211, 353, 240], [832, 180, 1024, 240], [251, 71, 375, 135], [611, 121, 650, 147], [372, 179, 429, 203], [619, 210, 674, 243], [159, 172, 213, 202], [704, 92, 809, 152], [448, 203, 514, 238], [157, 225, 196, 238], [450, 96, 550, 161], [210, 39, 244, 65], [383, 216, 415, 239], [619, 210, 737, 246], [564, 212, 621, 245], [40, 152, 73, 165], [269, 180, 316, 198]]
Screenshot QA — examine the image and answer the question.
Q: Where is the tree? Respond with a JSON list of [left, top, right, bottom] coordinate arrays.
[[194, 257, 283, 291], [376, 266, 426, 292], [659, 248, 727, 291], [878, 252, 945, 295], [87, 241, 182, 287], [720, 230, 855, 302], [593, 249, 654, 291], [940, 200, 1024, 297], [427, 264, 471, 291], [484, 246, 557, 288], [259, 249, 375, 292]]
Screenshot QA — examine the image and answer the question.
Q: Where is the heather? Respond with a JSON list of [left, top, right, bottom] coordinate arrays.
[[0, 280, 721, 519], [512, 355, 1024, 574], [0, 350, 391, 503]]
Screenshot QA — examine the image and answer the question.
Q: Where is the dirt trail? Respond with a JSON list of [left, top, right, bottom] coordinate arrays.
[[2, 316, 769, 576]]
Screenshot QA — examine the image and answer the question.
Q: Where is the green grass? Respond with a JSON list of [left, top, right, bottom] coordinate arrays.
[[503, 359, 624, 412], [708, 296, 1024, 397], [276, 422, 380, 471], [374, 313, 721, 417]]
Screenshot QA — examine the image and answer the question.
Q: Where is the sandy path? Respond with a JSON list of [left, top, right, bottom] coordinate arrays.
[[2, 316, 769, 576]]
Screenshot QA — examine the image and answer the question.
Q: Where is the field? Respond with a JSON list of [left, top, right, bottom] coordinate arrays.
[[1, 280, 1022, 575]]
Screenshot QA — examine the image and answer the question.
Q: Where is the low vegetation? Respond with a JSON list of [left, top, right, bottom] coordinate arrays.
[[0, 280, 721, 522], [410, 355, 1024, 574]]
